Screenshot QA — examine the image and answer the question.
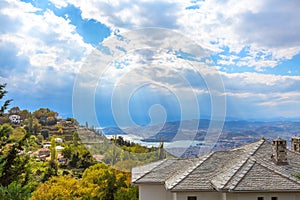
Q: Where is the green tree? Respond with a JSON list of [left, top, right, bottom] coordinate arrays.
[[30, 176, 93, 200], [36, 133, 44, 144], [82, 163, 127, 200], [19, 109, 30, 121], [8, 106, 20, 115], [32, 118, 42, 135], [9, 127, 26, 142], [73, 131, 79, 146], [61, 145, 72, 162], [0, 129, 31, 186], [26, 135, 39, 152], [40, 129, 49, 139], [31, 163, 138, 200], [0, 115, 9, 124], [0, 123, 13, 145], [50, 137, 58, 165], [0, 182, 31, 200], [0, 83, 12, 116], [28, 114, 33, 133], [0, 85, 31, 187], [32, 108, 57, 125], [114, 187, 138, 200], [62, 144, 96, 169], [43, 137, 58, 181]]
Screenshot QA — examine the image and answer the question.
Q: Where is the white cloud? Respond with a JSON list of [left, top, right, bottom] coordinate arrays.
[[179, 0, 300, 68], [220, 71, 300, 118], [49, 0, 68, 9], [74, 28, 223, 95], [235, 57, 278, 71], [1, 0, 299, 121], [62, 0, 300, 70], [0, 0, 93, 94], [222, 71, 300, 88], [66, 0, 185, 30]]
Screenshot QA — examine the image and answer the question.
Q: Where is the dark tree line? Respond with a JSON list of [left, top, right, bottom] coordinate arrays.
[[0, 83, 33, 200]]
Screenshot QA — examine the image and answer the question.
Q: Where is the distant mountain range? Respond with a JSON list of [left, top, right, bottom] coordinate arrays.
[[101, 119, 300, 157], [102, 119, 300, 142]]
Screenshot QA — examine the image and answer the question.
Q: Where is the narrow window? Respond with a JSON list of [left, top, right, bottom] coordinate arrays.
[[187, 196, 197, 200], [257, 197, 264, 200], [271, 197, 278, 200]]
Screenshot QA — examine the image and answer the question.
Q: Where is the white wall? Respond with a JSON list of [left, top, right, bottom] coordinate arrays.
[[139, 186, 300, 200], [176, 191, 222, 200], [139, 184, 173, 200], [226, 192, 300, 200]]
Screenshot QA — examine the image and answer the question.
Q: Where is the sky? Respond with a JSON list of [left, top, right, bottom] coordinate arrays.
[[1, 0, 300, 128]]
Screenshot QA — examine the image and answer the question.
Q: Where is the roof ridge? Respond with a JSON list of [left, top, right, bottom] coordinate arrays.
[[132, 158, 170, 183], [213, 139, 265, 190], [166, 152, 215, 190], [230, 138, 265, 153], [227, 157, 257, 191], [212, 156, 251, 190], [249, 139, 265, 156], [257, 160, 300, 186], [228, 160, 300, 192]]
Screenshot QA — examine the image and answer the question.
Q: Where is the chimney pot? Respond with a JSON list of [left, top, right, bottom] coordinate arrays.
[[272, 137, 288, 165], [291, 136, 300, 153]]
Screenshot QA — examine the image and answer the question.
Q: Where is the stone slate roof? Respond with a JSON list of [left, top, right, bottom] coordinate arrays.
[[132, 138, 300, 192]]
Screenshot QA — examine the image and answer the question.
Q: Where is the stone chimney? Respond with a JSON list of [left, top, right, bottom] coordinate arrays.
[[272, 137, 288, 165], [291, 136, 300, 153]]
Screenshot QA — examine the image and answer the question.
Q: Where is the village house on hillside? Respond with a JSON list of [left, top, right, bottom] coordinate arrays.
[[9, 114, 20, 124], [132, 137, 300, 200]]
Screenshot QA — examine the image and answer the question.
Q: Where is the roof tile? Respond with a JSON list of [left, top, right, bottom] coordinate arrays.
[[132, 138, 300, 192]]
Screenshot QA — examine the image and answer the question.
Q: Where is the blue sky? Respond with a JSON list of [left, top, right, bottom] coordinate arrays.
[[1, 0, 300, 127]]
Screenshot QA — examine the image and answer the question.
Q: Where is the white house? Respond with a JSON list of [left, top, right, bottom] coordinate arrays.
[[55, 145, 64, 152], [9, 114, 21, 124], [43, 143, 51, 149], [132, 137, 300, 200], [55, 137, 63, 143]]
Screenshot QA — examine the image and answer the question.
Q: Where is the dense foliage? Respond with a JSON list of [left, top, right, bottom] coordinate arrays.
[[0, 84, 12, 116], [0, 83, 169, 199], [30, 163, 137, 200]]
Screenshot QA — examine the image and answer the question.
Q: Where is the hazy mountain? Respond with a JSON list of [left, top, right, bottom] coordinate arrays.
[[102, 119, 300, 142], [102, 126, 126, 135], [101, 119, 300, 158]]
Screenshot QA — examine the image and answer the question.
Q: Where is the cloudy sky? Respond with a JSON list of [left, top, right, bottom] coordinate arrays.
[[1, 0, 300, 127]]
